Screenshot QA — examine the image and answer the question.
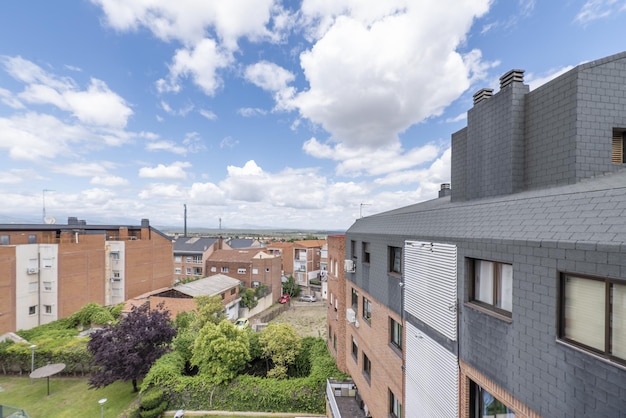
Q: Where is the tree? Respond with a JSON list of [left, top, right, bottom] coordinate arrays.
[[87, 302, 176, 392], [190, 320, 250, 406], [282, 276, 300, 298], [192, 295, 227, 331], [258, 323, 301, 379]]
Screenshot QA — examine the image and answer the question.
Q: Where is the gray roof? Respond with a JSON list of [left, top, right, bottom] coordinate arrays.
[[348, 170, 626, 246], [173, 236, 218, 254], [174, 274, 240, 297], [227, 238, 262, 249]]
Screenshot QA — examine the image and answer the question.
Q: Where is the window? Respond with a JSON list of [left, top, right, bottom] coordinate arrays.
[[351, 288, 358, 310], [328, 325, 332, 340], [252, 268, 259, 274], [186, 267, 191, 275], [43, 281, 52, 291], [559, 273, 626, 363], [44, 305, 52, 314], [363, 297, 372, 323], [470, 259, 513, 316], [111, 252, 120, 260], [221, 267, 229, 273], [175, 267, 182, 275], [193, 267, 202, 276], [363, 353, 371, 379], [42, 258, 53, 268], [230, 288, 236, 295], [0, 235, 9, 245], [211, 266, 216, 272], [351, 240, 356, 259], [238, 268, 247, 274], [389, 246, 402, 274], [362, 242, 370, 263], [28, 234, 37, 244], [352, 337, 358, 360], [186, 256, 192, 263], [174, 255, 182, 263], [29, 306, 36, 315], [192, 255, 202, 264], [390, 318, 402, 350], [390, 390, 402, 418], [470, 381, 514, 418], [612, 129, 625, 164]]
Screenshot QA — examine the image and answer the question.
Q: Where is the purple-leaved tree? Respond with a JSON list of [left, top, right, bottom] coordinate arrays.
[[87, 302, 176, 392]]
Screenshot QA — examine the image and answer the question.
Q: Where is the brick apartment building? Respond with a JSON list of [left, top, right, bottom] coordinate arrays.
[[332, 51, 626, 417], [206, 248, 282, 300], [173, 236, 226, 281], [0, 217, 173, 333]]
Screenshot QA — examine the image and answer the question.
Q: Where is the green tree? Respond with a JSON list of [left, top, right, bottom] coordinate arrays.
[[282, 276, 300, 298], [258, 323, 302, 379], [191, 320, 250, 406], [240, 287, 258, 309], [192, 295, 226, 331]]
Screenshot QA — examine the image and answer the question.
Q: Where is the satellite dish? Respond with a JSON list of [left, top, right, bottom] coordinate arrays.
[[44, 216, 56, 224]]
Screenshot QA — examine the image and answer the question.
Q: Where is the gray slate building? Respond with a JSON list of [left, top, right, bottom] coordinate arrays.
[[346, 51, 626, 417]]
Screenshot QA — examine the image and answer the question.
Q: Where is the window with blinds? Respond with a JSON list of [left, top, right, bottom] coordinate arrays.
[[612, 130, 625, 164], [559, 273, 626, 364]]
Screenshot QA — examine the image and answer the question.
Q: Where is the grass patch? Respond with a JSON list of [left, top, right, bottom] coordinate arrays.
[[0, 376, 139, 418]]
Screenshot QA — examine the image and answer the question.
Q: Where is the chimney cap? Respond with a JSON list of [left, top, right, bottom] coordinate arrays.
[[500, 69, 524, 88], [472, 88, 494, 105]]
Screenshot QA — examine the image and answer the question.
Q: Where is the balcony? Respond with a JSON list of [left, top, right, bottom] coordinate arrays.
[[326, 379, 367, 418]]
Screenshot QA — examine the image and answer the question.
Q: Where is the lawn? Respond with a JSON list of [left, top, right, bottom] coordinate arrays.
[[0, 375, 139, 418]]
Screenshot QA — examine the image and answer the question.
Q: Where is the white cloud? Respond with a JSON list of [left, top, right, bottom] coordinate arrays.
[[238, 107, 267, 117], [138, 183, 187, 199], [220, 136, 239, 149], [576, 0, 626, 24], [3, 57, 133, 128], [51, 161, 117, 177], [303, 137, 443, 177], [0, 169, 42, 184], [199, 109, 217, 120], [157, 39, 233, 96], [91, 175, 129, 186], [287, 0, 491, 149], [526, 66, 575, 91], [138, 161, 192, 179], [146, 140, 188, 155], [245, 61, 295, 92]]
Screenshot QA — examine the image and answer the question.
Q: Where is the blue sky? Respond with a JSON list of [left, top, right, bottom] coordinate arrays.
[[0, 0, 623, 231]]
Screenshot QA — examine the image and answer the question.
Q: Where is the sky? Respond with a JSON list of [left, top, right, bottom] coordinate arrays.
[[0, 0, 624, 232]]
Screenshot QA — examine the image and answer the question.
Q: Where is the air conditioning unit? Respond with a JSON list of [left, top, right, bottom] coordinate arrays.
[[344, 259, 356, 273], [346, 308, 356, 323], [27, 267, 38, 275]]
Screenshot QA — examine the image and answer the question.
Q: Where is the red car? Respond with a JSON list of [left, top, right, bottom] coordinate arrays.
[[279, 293, 291, 304]]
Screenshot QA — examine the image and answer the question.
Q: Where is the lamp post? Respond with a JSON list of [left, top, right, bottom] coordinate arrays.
[[98, 398, 107, 418], [30, 344, 36, 384]]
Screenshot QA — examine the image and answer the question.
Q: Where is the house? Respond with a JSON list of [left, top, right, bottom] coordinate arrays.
[[292, 240, 327, 289], [0, 217, 173, 333], [225, 237, 263, 249], [266, 241, 295, 276], [205, 249, 282, 301], [334, 51, 626, 417], [124, 273, 241, 320], [173, 236, 227, 281]]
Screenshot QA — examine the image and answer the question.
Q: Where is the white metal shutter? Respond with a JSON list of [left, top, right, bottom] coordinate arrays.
[[405, 322, 458, 418], [404, 241, 457, 341]]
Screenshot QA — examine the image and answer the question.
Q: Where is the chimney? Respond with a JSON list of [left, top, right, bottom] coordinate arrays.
[[438, 183, 451, 198], [500, 69, 524, 89], [473, 88, 494, 105]]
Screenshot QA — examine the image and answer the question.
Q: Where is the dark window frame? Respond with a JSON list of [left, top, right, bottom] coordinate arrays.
[[558, 272, 626, 365], [362, 297, 372, 323], [469, 258, 513, 318], [351, 336, 358, 360], [390, 317, 402, 350], [362, 352, 371, 381], [362, 242, 370, 264], [351, 288, 358, 310], [388, 246, 402, 275], [389, 389, 402, 418]]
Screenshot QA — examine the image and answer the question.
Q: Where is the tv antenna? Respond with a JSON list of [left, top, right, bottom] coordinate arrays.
[[42, 189, 55, 223], [360, 202, 370, 218]]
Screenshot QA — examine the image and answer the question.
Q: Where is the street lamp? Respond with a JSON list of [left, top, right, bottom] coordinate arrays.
[[30, 344, 36, 384], [98, 398, 107, 418]]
